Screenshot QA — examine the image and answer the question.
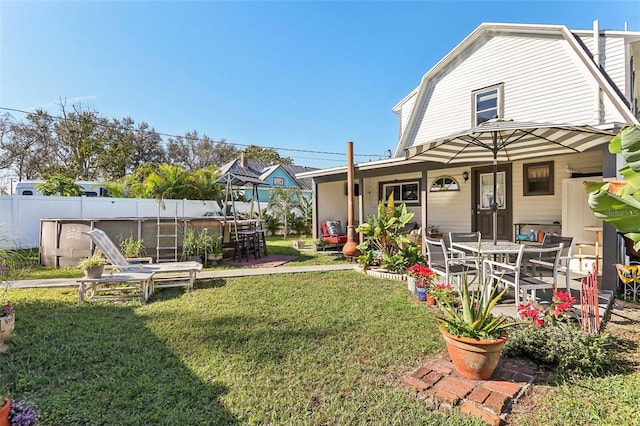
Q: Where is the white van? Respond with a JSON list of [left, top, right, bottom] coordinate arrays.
[[14, 180, 110, 197]]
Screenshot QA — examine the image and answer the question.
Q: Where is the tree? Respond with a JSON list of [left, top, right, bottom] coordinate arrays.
[[267, 187, 303, 238], [99, 118, 166, 179], [35, 176, 84, 196], [53, 103, 108, 180], [188, 166, 223, 201], [245, 145, 293, 165], [1, 109, 58, 180], [167, 132, 238, 171]]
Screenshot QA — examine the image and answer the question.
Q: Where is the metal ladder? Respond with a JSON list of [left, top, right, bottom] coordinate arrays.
[[156, 201, 179, 262]]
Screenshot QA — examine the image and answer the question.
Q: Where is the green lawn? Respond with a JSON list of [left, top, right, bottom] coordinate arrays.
[[4, 247, 640, 425], [1, 271, 489, 425]]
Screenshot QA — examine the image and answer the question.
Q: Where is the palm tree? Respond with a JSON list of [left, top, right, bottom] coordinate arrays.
[[267, 187, 303, 239]]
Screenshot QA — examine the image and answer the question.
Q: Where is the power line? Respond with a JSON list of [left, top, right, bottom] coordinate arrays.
[[0, 106, 385, 160]]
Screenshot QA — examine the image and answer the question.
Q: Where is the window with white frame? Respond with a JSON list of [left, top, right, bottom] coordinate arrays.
[[473, 84, 503, 126], [430, 176, 460, 192], [380, 180, 420, 204], [273, 177, 284, 186]]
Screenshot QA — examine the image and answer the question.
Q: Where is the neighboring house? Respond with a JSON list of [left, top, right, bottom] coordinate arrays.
[[218, 152, 318, 203], [297, 21, 640, 292]]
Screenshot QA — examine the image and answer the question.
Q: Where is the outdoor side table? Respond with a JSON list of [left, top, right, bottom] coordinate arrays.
[[77, 272, 155, 304]]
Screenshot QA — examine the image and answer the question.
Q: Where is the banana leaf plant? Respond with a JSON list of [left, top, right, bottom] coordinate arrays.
[[585, 125, 640, 252], [355, 193, 415, 264]]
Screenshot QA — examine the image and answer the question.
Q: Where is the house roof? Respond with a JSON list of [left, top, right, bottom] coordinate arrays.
[[218, 159, 319, 190], [393, 22, 640, 157]]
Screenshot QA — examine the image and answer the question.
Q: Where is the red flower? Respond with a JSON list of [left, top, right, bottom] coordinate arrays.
[[553, 291, 577, 305], [406, 264, 437, 283], [517, 302, 545, 326]]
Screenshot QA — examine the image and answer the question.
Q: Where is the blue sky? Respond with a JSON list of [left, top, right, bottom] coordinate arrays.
[[1, 1, 639, 169]]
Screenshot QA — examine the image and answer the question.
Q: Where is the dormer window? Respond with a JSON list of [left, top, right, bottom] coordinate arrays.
[[472, 84, 503, 126]]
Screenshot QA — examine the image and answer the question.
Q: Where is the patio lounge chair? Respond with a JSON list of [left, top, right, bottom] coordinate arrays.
[[320, 221, 348, 249], [83, 229, 203, 296]]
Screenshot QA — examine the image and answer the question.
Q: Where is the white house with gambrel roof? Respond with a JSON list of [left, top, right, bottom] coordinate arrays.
[[297, 21, 640, 292]]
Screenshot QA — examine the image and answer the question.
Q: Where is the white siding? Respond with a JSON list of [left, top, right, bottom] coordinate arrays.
[[425, 167, 473, 234], [317, 181, 348, 233], [511, 149, 603, 227], [400, 94, 417, 138], [603, 37, 627, 93], [362, 172, 422, 222], [579, 35, 627, 95], [406, 34, 628, 150]]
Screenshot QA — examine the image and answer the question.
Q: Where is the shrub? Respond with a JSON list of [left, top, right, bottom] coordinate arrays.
[[503, 323, 614, 374]]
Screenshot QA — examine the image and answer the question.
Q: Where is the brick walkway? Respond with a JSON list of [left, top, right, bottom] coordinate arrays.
[[403, 354, 536, 426]]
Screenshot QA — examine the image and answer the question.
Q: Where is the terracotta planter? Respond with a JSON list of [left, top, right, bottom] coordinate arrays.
[[0, 398, 10, 426], [426, 294, 437, 305], [438, 326, 507, 380], [0, 314, 15, 354]]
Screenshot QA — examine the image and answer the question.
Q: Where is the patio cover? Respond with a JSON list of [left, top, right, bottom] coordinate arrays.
[[404, 119, 616, 243], [405, 120, 615, 164]]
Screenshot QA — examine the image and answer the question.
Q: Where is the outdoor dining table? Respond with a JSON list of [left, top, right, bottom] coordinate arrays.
[[450, 240, 524, 283], [451, 240, 523, 257]]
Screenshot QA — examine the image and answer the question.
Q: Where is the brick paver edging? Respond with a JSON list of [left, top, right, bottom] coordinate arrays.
[[403, 354, 536, 426]]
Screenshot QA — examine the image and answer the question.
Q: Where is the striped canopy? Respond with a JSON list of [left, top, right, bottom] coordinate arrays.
[[404, 119, 616, 164]]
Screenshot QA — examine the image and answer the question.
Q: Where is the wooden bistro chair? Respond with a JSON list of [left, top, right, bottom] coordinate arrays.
[[424, 237, 479, 286], [484, 243, 563, 306]]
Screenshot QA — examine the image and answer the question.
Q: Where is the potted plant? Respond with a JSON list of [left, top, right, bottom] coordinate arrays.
[[406, 263, 437, 301], [0, 398, 9, 426], [182, 228, 218, 264], [78, 255, 109, 279], [181, 228, 203, 262], [427, 224, 442, 239], [206, 235, 224, 265], [118, 234, 146, 258], [312, 239, 328, 251], [431, 275, 521, 380]]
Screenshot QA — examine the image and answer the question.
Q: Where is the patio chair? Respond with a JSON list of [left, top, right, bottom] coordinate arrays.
[[320, 220, 348, 249], [530, 235, 575, 291], [484, 243, 563, 306], [424, 237, 479, 285], [83, 229, 203, 295], [448, 232, 482, 267]]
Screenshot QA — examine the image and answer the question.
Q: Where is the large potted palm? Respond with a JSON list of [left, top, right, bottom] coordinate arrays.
[[431, 276, 520, 380]]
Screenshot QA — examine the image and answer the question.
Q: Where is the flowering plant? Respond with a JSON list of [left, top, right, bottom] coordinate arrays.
[[429, 282, 453, 299], [406, 264, 437, 288], [9, 399, 39, 426], [517, 290, 578, 327]]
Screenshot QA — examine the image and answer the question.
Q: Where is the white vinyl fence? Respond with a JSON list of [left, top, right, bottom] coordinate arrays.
[[0, 195, 266, 249]]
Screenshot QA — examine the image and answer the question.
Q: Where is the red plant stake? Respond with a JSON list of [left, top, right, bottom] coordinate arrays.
[[580, 263, 600, 334]]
